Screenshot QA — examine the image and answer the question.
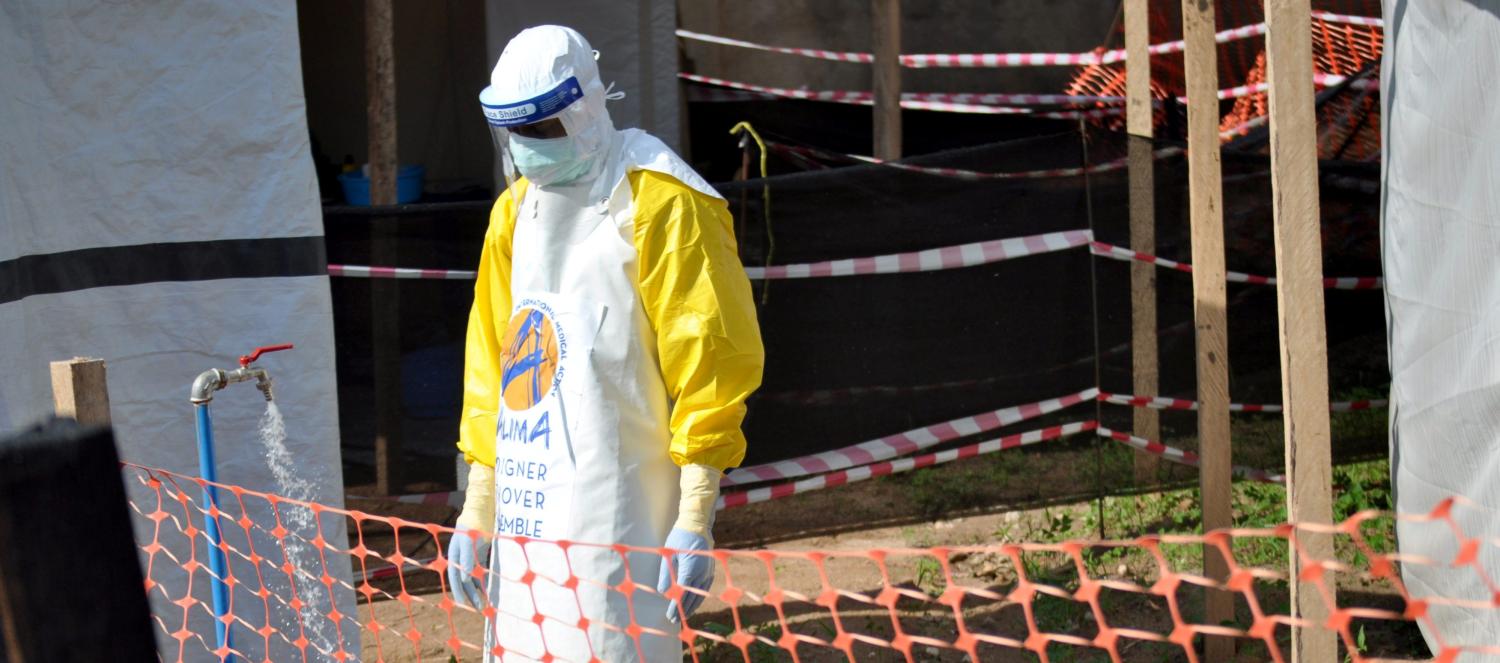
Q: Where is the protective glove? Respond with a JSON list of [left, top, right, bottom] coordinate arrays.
[[656, 464, 721, 623], [448, 525, 488, 609], [448, 461, 495, 610]]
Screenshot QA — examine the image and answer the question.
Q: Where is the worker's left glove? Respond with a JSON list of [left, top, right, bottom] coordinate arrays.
[[656, 464, 721, 624], [448, 461, 496, 610]]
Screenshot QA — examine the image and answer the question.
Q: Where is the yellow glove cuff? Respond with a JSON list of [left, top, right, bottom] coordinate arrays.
[[457, 462, 496, 532], [672, 463, 722, 543]]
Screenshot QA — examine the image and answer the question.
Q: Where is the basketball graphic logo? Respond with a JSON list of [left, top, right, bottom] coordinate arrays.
[[500, 307, 560, 411]]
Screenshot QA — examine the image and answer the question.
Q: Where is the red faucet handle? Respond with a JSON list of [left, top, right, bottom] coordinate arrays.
[[239, 344, 295, 367]]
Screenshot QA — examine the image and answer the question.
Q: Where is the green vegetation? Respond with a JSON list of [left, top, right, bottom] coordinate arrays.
[[694, 620, 789, 663], [914, 556, 946, 597], [981, 457, 1395, 579]]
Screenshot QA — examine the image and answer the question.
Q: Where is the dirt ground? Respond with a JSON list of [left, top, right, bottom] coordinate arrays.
[[344, 436, 1427, 663]]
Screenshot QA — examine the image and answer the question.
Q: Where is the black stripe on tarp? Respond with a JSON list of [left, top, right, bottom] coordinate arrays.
[[0, 237, 327, 305]]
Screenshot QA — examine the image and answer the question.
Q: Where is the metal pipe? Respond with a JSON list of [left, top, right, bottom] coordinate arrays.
[[190, 367, 272, 404], [190, 369, 225, 404], [193, 403, 236, 661]]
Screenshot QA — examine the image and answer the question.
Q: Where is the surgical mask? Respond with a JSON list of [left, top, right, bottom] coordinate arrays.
[[509, 133, 594, 186]]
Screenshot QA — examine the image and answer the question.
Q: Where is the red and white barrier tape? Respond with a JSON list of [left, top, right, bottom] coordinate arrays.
[[675, 28, 873, 63], [1097, 391, 1388, 413], [680, 14, 1379, 70], [767, 141, 1184, 181], [327, 264, 477, 280], [1095, 426, 1285, 484], [902, 92, 1122, 106], [679, 74, 1124, 117], [679, 22, 1267, 70], [1209, 74, 1376, 102], [1221, 114, 1270, 140], [684, 71, 1377, 113], [746, 229, 1091, 281], [1311, 10, 1385, 27], [899, 21, 1263, 69], [327, 238, 1380, 288], [679, 73, 868, 104], [718, 421, 1098, 510], [722, 388, 1098, 487], [1087, 241, 1383, 290]]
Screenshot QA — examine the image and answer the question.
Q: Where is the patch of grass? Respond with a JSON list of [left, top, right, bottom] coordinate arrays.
[[915, 556, 945, 597], [1231, 480, 1290, 569], [1332, 460, 1395, 566], [1061, 458, 1394, 577], [1033, 592, 1088, 633], [1330, 386, 1390, 443], [695, 620, 789, 663], [747, 623, 786, 663], [1343, 624, 1368, 663]]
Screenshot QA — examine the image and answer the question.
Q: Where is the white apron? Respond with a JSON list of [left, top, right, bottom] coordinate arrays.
[[485, 131, 714, 663]]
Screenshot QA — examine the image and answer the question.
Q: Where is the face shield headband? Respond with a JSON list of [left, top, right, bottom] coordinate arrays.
[[481, 76, 586, 190]]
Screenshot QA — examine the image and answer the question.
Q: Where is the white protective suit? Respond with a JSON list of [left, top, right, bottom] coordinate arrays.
[[456, 26, 764, 663]]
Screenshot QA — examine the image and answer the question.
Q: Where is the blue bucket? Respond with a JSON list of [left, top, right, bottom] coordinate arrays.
[[338, 164, 425, 205]]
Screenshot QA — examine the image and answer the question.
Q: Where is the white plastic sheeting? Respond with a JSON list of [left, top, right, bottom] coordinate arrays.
[[1382, 0, 1500, 658], [0, 1, 356, 660]]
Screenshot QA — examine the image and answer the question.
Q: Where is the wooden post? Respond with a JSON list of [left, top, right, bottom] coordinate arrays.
[[0, 420, 156, 661], [1263, 0, 1336, 659], [871, 0, 902, 160], [1181, 0, 1235, 656], [366, 0, 402, 495], [1124, 0, 1161, 486], [49, 358, 111, 426]]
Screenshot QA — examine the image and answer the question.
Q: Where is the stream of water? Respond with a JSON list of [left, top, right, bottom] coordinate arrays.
[[259, 401, 339, 658]]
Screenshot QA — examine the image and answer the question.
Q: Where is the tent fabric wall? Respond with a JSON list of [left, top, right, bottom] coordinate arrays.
[[1382, 0, 1500, 656], [484, 0, 681, 151], [0, 1, 355, 659]]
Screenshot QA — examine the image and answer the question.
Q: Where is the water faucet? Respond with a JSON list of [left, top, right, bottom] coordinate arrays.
[[189, 344, 294, 404], [187, 343, 292, 659]]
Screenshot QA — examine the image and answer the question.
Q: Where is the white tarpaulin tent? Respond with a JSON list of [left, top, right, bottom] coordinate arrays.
[[0, 1, 356, 659], [1382, 0, 1500, 658]]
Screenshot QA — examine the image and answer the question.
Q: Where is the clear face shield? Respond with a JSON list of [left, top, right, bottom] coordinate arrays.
[[480, 76, 590, 191]]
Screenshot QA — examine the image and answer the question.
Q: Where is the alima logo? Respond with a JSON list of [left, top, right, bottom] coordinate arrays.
[[500, 307, 560, 411]]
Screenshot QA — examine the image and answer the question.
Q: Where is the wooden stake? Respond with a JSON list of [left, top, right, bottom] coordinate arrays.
[[366, 0, 396, 205], [1264, 0, 1336, 659], [1125, 0, 1154, 141], [1124, 0, 1161, 485], [871, 0, 902, 160], [49, 357, 111, 426], [366, 0, 402, 495], [1181, 0, 1235, 656]]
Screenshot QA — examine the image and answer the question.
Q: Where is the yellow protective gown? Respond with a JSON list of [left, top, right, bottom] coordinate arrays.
[[457, 172, 764, 472]]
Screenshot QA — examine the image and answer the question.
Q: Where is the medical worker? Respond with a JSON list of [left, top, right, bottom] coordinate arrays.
[[445, 25, 764, 662]]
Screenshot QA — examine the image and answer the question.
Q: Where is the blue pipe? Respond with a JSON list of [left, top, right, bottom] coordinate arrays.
[[193, 402, 236, 661]]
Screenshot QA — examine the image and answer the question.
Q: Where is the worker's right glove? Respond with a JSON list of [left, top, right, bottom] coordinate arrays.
[[656, 464, 722, 624], [448, 461, 496, 610]]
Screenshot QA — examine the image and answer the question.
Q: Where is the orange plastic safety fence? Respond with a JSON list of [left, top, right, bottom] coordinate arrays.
[[1067, 7, 1384, 161], [1218, 15, 1382, 159], [121, 462, 1500, 662]]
